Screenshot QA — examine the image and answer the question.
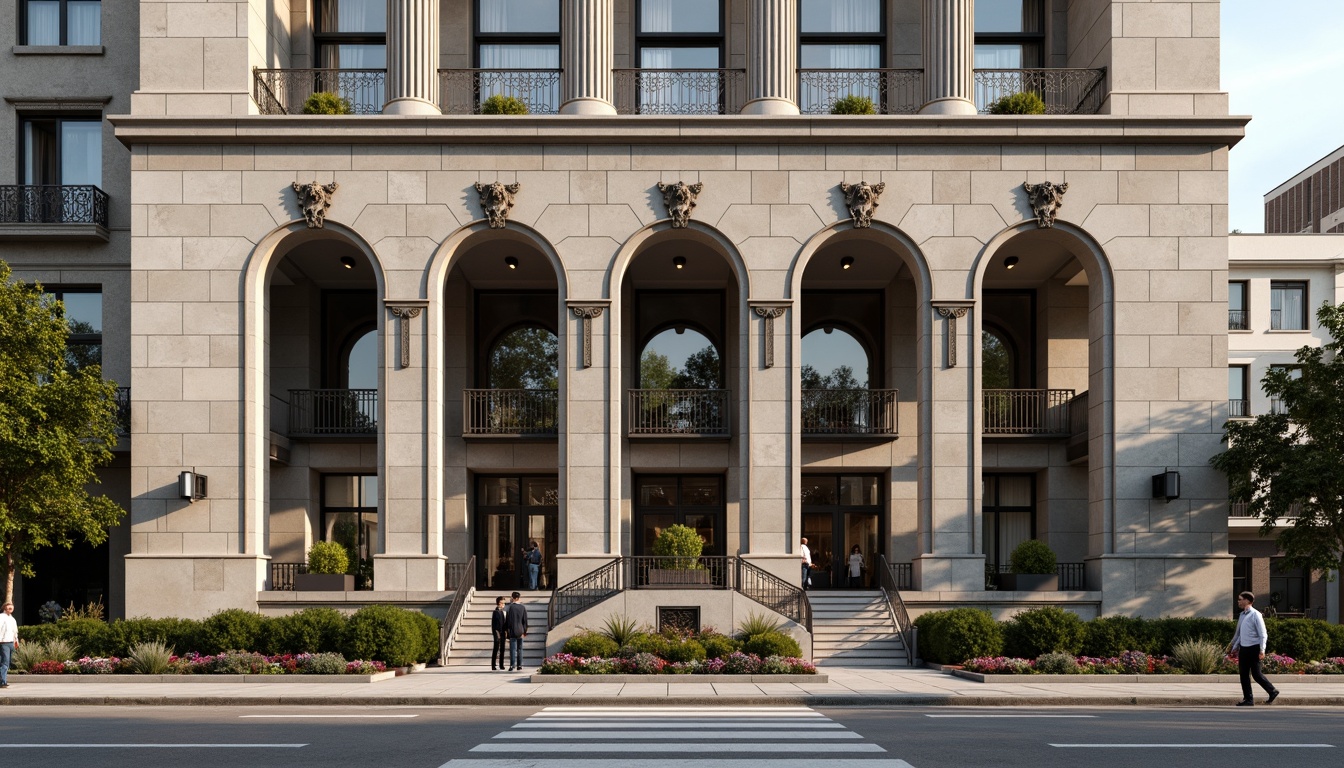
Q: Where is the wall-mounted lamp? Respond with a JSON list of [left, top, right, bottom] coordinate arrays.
[[1151, 469, 1180, 502], [179, 470, 209, 502], [673, 256, 686, 269], [1004, 256, 1020, 270], [840, 256, 854, 270], [339, 256, 356, 270], [504, 256, 519, 270]]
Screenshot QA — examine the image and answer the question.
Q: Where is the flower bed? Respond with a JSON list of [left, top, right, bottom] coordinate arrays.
[[19, 651, 386, 676], [539, 651, 816, 676], [959, 653, 1344, 676]]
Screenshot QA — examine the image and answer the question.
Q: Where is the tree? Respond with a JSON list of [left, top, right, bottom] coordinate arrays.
[[0, 261, 124, 604], [639, 349, 676, 390], [1212, 302, 1344, 578], [488, 326, 558, 389], [672, 345, 721, 389]]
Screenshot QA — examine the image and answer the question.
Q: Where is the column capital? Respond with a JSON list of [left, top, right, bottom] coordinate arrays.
[[567, 300, 611, 368]]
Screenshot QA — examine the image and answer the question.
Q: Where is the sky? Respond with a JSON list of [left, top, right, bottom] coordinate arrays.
[[1223, 1, 1344, 232]]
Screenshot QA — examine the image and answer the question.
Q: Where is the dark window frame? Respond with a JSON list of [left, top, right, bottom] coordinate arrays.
[[797, 0, 885, 68], [18, 114, 102, 187], [982, 472, 1036, 569], [473, 0, 562, 68], [634, 288, 727, 389], [314, 0, 387, 68], [43, 285, 102, 372], [973, 0, 1045, 68], [635, 0, 726, 69], [1269, 280, 1309, 331], [319, 473, 379, 588], [19, 0, 101, 46], [1228, 280, 1249, 330], [1229, 364, 1249, 418], [633, 474, 726, 556]]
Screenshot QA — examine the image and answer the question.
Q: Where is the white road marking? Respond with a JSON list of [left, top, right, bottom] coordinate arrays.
[[470, 743, 888, 753], [495, 730, 862, 740], [440, 760, 916, 768], [926, 714, 1097, 719], [240, 714, 419, 719], [0, 744, 307, 749], [512, 721, 844, 729], [1051, 744, 1334, 749]]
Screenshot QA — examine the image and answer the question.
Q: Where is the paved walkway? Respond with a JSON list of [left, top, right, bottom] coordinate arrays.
[[4, 666, 1344, 707]]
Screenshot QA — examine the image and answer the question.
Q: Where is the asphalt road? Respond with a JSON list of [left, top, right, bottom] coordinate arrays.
[[1, 704, 1338, 768]]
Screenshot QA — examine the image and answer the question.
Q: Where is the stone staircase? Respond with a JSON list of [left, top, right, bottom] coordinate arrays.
[[808, 590, 910, 667], [444, 592, 552, 668]]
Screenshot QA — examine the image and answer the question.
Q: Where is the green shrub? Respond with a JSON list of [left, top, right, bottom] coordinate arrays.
[[307, 541, 350, 575], [564, 631, 620, 658], [127, 639, 176, 674], [622, 633, 671, 659], [1324, 622, 1344, 657], [1082, 616, 1154, 657], [830, 95, 876, 115], [660, 636, 708, 663], [18, 622, 67, 649], [699, 632, 740, 660], [264, 608, 346, 655], [914, 608, 1002, 665], [652, 523, 704, 569], [198, 609, 265, 655], [1035, 651, 1080, 674], [340, 605, 428, 667], [302, 91, 354, 115], [1009, 540, 1057, 574], [988, 91, 1046, 115], [405, 609, 442, 665], [480, 94, 529, 115], [1171, 638, 1224, 674], [1002, 606, 1085, 658], [599, 614, 643, 647], [736, 612, 784, 639], [1268, 619, 1332, 662], [741, 631, 802, 659], [1150, 617, 1236, 655]]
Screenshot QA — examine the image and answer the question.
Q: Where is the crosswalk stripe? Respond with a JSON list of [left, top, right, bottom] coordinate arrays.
[[440, 760, 917, 768], [512, 721, 845, 729], [469, 744, 888, 754], [494, 731, 863, 740]]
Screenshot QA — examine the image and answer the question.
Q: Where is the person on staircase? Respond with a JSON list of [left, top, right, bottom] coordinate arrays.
[[522, 541, 542, 590]]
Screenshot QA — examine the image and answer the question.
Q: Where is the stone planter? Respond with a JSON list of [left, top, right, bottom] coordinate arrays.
[[293, 573, 355, 591], [646, 569, 711, 588], [999, 573, 1058, 591]]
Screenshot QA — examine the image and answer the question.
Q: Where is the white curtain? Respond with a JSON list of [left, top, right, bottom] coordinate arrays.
[[479, 0, 559, 34], [822, 44, 880, 70], [642, 0, 717, 33], [975, 44, 1023, 69], [640, 0, 676, 32], [1272, 285, 1305, 329], [67, 1, 101, 45], [801, 0, 879, 33], [996, 475, 1034, 507], [26, 0, 60, 45], [60, 122, 102, 187], [321, 0, 385, 32], [997, 513, 1034, 562], [479, 44, 560, 70]]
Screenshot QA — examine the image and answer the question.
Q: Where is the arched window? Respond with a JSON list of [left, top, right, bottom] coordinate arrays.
[[488, 325, 558, 389], [639, 327, 720, 389], [982, 329, 1014, 389], [802, 326, 869, 389], [345, 328, 377, 389]]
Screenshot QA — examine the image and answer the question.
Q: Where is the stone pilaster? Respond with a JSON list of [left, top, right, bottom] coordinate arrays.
[[920, 0, 977, 115], [384, 0, 441, 115], [558, 300, 615, 584], [560, 0, 617, 115], [742, 0, 799, 115]]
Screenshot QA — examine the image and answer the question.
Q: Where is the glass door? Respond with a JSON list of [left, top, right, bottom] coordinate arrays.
[[476, 475, 558, 590], [480, 511, 518, 590], [801, 474, 883, 590], [843, 512, 879, 589], [633, 475, 726, 586]]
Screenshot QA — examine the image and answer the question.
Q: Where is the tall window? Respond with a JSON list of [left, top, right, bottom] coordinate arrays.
[[1270, 281, 1308, 330], [1228, 365, 1248, 418], [974, 0, 1044, 68], [1268, 365, 1301, 415], [1228, 281, 1248, 330], [802, 326, 869, 389], [639, 327, 720, 389], [982, 474, 1035, 573], [477, 0, 560, 69], [21, 117, 101, 187], [638, 0, 723, 69], [798, 0, 883, 113], [315, 0, 386, 68], [322, 474, 378, 588], [22, 0, 100, 45], [44, 288, 102, 372]]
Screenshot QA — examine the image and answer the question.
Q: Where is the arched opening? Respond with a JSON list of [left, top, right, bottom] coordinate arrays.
[[980, 327, 1015, 389], [344, 327, 377, 389], [639, 326, 721, 389], [487, 325, 559, 390]]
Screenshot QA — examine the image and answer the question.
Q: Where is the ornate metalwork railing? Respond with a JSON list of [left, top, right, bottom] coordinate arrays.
[[801, 388, 898, 435], [288, 389, 378, 437], [0, 185, 109, 228], [736, 557, 811, 632], [974, 68, 1106, 115], [445, 561, 470, 590], [463, 388, 558, 436], [877, 555, 913, 665], [1229, 399, 1250, 418], [797, 69, 923, 115], [113, 387, 131, 435], [983, 388, 1075, 435], [1067, 391, 1089, 437], [628, 389, 730, 436], [613, 68, 747, 115], [890, 561, 913, 591], [253, 68, 387, 115], [1228, 309, 1249, 331], [1230, 501, 1301, 519], [549, 557, 624, 628], [438, 69, 562, 115], [440, 555, 476, 664], [268, 562, 308, 591], [1057, 562, 1087, 590], [627, 556, 731, 589]]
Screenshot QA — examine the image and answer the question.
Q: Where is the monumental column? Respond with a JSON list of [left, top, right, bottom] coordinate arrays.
[[560, 0, 617, 114], [920, 0, 977, 115], [384, 0, 441, 115], [742, 0, 799, 114]]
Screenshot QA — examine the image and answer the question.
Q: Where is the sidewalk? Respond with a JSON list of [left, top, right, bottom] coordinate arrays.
[[4, 666, 1344, 707]]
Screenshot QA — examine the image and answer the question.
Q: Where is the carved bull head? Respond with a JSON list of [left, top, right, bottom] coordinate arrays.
[[292, 181, 339, 228], [1023, 181, 1069, 228], [658, 181, 704, 228], [475, 181, 522, 229], [838, 180, 886, 228]]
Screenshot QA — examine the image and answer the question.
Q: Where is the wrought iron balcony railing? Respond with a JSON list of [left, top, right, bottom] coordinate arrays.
[[613, 68, 747, 115], [983, 388, 1075, 435], [1228, 309, 1249, 330], [986, 562, 1087, 590], [801, 388, 899, 436], [975, 68, 1106, 115], [628, 389, 730, 436], [253, 68, 387, 115], [889, 561, 914, 591], [1229, 399, 1250, 418], [287, 388, 378, 437], [798, 69, 923, 115], [0, 185, 109, 228], [438, 69, 562, 114], [462, 388, 558, 437]]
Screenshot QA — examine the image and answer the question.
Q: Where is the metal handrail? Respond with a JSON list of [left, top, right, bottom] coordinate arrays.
[[548, 557, 624, 629], [801, 388, 898, 435], [983, 388, 1075, 435], [877, 555, 914, 666], [438, 68, 562, 114], [268, 561, 308, 591], [974, 67, 1106, 114], [627, 389, 731, 436], [627, 555, 731, 589], [613, 68, 747, 115], [797, 68, 923, 115], [439, 555, 476, 664], [462, 388, 558, 436], [288, 388, 378, 437], [735, 557, 811, 633]]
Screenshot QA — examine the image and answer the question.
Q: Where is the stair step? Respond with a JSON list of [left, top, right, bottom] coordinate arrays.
[[445, 591, 551, 666]]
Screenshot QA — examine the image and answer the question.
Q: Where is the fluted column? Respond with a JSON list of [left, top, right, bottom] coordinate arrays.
[[560, 0, 617, 115], [742, 0, 799, 115], [384, 0, 441, 115], [920, 0, 977, 115]]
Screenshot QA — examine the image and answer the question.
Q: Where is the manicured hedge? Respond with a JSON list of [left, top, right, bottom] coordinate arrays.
[[914, 608, 1002, 665]]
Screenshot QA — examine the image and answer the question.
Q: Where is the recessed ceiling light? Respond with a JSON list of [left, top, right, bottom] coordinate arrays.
[[673, 256, 686, 269], [505, 256, 519, 270], [1004, 256, 1019, 269], [840, 256, 854, 270], [340, 256, 356, 269]]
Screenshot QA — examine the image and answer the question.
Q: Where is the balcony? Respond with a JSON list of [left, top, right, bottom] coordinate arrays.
[[462, 388, 558, 438], [628, 389, 730, 437], [1228, 309, 1248, 331], [0, 185, 109, 241], [798, 69, 923, 115], [983, 388, 1075, 436], [974, 68, 1106, 115], [287, 389, 378, 438], [986, 562, 1088, 590], [1230, 501, 1301, 519], [1229, 399, 1250, 419], [252, 68, 562, 115], [613, 69, 747, 115], [801, 388, 899, 438]]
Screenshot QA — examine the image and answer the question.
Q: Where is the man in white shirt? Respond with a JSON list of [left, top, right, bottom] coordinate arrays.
[[1228, 591, 1279, 706], [800, 537, 813, 590], [0, 602, 19, 688]]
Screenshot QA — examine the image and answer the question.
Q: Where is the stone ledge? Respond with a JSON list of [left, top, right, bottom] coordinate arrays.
[[952, 670, 1342, 684], [529, 673, 826, 683], [8, 672, 396, 683]]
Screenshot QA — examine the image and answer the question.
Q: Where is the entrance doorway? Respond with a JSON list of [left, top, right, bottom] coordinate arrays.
[[633, 475, 726, 556], [801, 475, 883, 589], [475, 475, 558, 591]]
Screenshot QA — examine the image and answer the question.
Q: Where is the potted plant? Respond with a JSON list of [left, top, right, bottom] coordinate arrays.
[[647, 524, 710, 587], [302, 91, 354, 115], [294, 541, 355, 591], [1000, 539, 1059, 591], [480, 94, 530, 115], [988, 91, 1046, 115], [830, 94, 876, 115]]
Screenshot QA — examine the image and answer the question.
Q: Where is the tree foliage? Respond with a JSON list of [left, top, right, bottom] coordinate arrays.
[[801, 364, 863, 390], [1212, 302, 1344, 576], [488, 326, 558, 389], [639, 345, 721, 389], [0, 261, 124, 603]]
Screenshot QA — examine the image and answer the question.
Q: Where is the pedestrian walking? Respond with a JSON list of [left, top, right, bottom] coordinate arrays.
[[490, 596, 509, 671], [1228, 590, 1279, 706], [0, 602, 18, 688], [505, 591, 528, 671], [847, 545, 865, 589], [522, 541, 542, 590], [800, 537, 813, 590]]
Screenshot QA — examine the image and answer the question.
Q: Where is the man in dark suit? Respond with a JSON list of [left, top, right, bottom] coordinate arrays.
[[506, 591, 528, 671], [490, 596, 509, 671]]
